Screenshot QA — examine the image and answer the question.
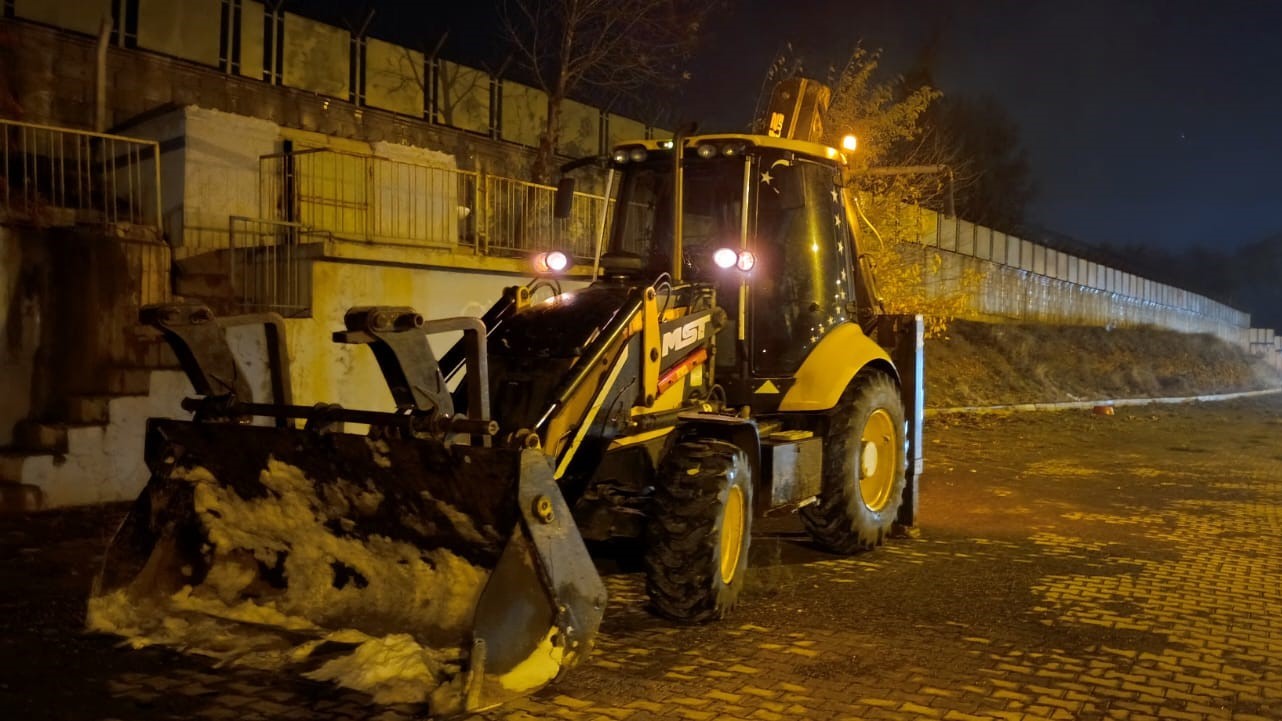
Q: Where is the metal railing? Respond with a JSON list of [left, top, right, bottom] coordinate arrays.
[[1, 118, 162, 228], [258, 148, 610, 259], [260, 148, 478, 249], [228, 216, 332, 316], [477, 174, 609, 259]]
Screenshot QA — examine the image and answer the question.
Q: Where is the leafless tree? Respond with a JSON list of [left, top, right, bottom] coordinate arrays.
[[500, 0, 715, 183]]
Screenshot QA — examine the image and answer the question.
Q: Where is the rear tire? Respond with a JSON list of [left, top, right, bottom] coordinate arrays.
[[801, 370, 906, 554], [644, 439, 752, 623]]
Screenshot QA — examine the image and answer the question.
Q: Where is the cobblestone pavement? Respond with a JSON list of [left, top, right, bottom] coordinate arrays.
[[2, 396, 1280, 720]]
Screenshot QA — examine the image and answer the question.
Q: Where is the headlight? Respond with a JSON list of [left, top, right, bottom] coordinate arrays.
[[533, 250, 573, 274], [713, 248, 757, 272], [713, 247, 738, 268]]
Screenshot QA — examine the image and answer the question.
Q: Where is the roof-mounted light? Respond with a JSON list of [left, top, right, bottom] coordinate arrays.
[[629, 148, 648, 163], [696, 143, 718, 159], [841, 134, 858, 152], [612, 148, 630, 164]]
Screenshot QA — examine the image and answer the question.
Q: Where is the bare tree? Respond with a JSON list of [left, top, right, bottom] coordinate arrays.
[[500, 0, 714, 183]]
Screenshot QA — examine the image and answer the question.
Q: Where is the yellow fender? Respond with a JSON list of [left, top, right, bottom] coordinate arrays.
[[778, 323, 897, 412]]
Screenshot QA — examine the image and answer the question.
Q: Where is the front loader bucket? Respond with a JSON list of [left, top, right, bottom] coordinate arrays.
[[89, 419, 606, 715]]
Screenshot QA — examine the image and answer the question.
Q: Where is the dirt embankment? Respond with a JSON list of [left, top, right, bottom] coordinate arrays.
[[926, 321, 1282, 409]]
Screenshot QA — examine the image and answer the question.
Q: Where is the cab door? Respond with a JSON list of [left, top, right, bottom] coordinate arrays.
[[744, 154, 856, 411]]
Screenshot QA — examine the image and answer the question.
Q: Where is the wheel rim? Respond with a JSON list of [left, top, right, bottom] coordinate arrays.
[[859, 408, 896, 512], [719, 485, 746, 585]]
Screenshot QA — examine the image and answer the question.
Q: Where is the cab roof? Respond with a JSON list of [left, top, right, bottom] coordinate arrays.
[[617, 133, 848, 166]]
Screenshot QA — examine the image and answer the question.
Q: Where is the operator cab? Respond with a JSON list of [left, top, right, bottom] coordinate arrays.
[[597, 135, 875, 409]]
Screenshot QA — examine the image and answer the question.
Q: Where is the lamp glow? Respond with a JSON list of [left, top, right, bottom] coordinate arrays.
[[713, 248, 756, 272], [533, 250, 572, 274], [841, 134, 858, 152], [713, 247, 738, 269]]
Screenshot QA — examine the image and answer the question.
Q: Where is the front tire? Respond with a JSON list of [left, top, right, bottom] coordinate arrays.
[[644, 439, 753, 623], [801, 370, 906, 554]]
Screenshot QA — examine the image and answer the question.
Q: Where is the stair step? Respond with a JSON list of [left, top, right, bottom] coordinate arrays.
[[126, 327, 180, 370], [136, 340, 179, 369], [0, 481, 45, 512], [0, 451, 33, 482], [13, 421, 68, 453], [97, 367, 153, 396], [63, 395, 115, 424], [11, 421, 103, 453]]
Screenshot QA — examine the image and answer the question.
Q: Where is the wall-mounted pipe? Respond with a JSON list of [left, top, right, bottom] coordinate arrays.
[[95, 16, 111, 132]]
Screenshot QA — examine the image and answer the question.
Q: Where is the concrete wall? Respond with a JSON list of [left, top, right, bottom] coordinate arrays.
[[1247, 328, 1282, 372], [122, 106, 278, 253], [895, 205, 1250, 343], [608, 115, 648, 146], [559, 99, 600, 157], [365, 38, 423, 118], [1, 10, 678, 199], [12, 0, 109, 36], [137, 0, 221, 67], [0, 222, 170, 440], [281, 12, 349, 100], [3, 7, 663, 157], [239, 0, 265, 80], [286, 262, 546, 412], [183, 107, 280, 251], [437, 60, 490, 134], [501, 81, 548, 149], [0, 226, 40, 446]]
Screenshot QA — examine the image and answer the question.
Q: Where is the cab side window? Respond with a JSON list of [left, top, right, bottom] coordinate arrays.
[[750, 160, 853, 375]]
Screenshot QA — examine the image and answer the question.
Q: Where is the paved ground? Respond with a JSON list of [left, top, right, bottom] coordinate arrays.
[[2, 395, 1280, 720]]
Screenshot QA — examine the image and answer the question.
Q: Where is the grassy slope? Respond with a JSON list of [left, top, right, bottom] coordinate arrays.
[[925, 321, 1282, 408]]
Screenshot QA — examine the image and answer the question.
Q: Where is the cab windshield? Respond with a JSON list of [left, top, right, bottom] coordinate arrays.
[[608, 155, 747, 278]]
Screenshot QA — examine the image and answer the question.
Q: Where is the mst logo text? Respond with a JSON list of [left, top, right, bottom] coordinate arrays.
[[661, 314, 711, 359]]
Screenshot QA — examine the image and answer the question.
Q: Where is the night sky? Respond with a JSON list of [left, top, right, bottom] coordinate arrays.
[[312, 0, 1282, 255]]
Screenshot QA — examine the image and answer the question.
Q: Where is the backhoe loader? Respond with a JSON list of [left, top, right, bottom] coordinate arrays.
[[88, 79, 924, 715]]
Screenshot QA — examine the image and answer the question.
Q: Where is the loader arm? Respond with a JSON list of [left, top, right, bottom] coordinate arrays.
[[484, 282, 720, 491]]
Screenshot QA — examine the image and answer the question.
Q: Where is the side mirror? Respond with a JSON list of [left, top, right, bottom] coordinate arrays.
[[554, 178, 576, 219]]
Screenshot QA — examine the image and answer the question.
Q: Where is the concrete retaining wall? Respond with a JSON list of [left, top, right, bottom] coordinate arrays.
[[887, 205, 1251, 344], [1, 9, 670, 162]]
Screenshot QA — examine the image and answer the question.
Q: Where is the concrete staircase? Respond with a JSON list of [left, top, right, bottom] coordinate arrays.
[[0, 367, 194, 511]]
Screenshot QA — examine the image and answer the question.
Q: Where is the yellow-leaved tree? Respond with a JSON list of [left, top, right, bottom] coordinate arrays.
[[797, 47, 983, 337]]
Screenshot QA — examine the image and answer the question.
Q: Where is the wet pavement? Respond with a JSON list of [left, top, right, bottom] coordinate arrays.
[[2, 396, 1281, 721]]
